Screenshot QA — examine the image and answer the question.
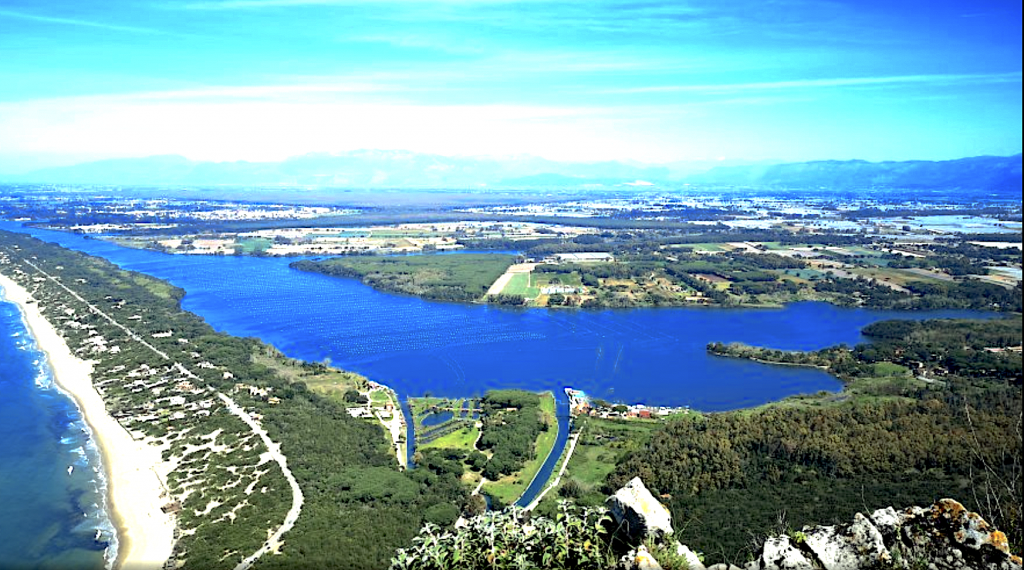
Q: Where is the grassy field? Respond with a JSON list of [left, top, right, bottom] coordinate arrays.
[[484, 392, 558, 505], [252, 350, 367, 405], [542, 416, 659, 508], [236, 237, 272, 253], [500, 271, 540, 297], [533, 272, 583, 288], [131, 273, 181, 300], [369, 390, 391, 407], [685, 243, 728, 252], [421, 424, 480, 451], [846, 266, 944, 286]]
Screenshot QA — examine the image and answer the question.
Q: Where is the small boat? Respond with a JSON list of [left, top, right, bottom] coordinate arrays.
[[67, 465, 74, 475]]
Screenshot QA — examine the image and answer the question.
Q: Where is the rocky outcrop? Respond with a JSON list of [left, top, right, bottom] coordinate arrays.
[[744, 498, 1021, 570], [607, 477, 675, 543], [612, 478, 1020, 570]]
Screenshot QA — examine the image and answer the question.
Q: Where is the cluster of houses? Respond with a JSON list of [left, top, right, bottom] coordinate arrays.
[[565, 387, 691, 420], [346, 380, 396, 419], [234, 383, 282, 405]]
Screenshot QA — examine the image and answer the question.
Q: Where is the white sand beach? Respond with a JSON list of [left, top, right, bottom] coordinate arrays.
[[0, 273, 175, 570]]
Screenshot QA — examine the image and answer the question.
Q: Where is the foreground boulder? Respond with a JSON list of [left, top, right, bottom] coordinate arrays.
[[606, 477, 675, 543]]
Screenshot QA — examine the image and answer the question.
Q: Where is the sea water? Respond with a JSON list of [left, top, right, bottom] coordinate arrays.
[[0, 296, 116, 569]]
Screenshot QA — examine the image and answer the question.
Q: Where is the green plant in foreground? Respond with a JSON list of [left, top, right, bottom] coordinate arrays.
[[390, 501, 614, 570], [643, 536, 691, 570]]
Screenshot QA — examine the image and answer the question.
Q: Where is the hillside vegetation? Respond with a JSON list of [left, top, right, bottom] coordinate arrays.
[[608, 317, 1022, 561]]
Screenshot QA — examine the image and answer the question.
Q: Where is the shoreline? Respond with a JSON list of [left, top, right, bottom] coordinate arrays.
[[0, 273, 176, 570]]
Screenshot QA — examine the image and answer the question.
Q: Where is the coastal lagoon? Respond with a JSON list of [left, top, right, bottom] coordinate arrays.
[[0, 221, 995, 409], [0, 220, 1004, 559]]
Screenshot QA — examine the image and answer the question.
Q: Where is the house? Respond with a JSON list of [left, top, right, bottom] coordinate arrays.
[[551, 252, 614, 263]]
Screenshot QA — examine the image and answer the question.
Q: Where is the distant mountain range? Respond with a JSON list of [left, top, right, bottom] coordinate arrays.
[[693, 154, 1022, 191], [4, 151, 1021, 191]]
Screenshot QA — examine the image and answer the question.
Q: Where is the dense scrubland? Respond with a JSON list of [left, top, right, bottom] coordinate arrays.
[[604, 317, 1023, 561], [291, 254, 515, 302], [0, 231, 469, 570]]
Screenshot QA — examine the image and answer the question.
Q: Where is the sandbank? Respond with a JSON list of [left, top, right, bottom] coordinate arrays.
[[0, 273, 175, 570]]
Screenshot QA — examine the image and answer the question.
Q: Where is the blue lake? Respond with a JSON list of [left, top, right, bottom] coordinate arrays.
[[420, 411, 455, 428], [0, 220, 1003, 517], [0, 221, 996, 411]]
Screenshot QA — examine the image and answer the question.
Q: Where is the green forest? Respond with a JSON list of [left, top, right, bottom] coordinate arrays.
[[290, 254, 515, 302], [477, 390, 549, 481]]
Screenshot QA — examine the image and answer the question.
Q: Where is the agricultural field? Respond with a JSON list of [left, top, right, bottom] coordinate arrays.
[[499, 271, 540, 298]]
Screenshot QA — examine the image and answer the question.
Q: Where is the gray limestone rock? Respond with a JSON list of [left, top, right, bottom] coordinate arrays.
[[675, 542, 707, 570], [752, 536, 814, 570], [606, 477, 675, 543], [803, 513, 888, 570], [869, 506, 900, 540]]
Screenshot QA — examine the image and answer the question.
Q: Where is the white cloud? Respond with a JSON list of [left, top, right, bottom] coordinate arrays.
[[604, 72, 1023, 94], [0, 95, 649, 163], [0, 8, 166, 34]]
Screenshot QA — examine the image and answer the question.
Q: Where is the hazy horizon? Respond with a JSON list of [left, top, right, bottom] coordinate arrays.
[[1, 0, 1021, 173]]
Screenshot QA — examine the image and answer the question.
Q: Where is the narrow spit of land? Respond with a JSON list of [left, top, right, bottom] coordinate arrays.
[[1, 230, 466, 570], [13, 259, 305, 570]]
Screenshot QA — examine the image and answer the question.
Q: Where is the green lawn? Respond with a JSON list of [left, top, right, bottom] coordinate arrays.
[[500, 271, 540, 297], [533, 272, 583, 288], [369, 390, 391, 407], [236, 237, 272, 253], [873, 362, 911, 377]]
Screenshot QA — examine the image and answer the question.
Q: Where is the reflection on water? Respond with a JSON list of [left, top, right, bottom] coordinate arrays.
[[0, 221, 995, 410]]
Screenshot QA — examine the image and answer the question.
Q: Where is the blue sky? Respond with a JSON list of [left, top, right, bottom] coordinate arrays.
[[0, 0, 1020, 171]]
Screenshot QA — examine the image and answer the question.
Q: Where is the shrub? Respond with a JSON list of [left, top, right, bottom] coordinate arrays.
[[391, 502, 614, 570]]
